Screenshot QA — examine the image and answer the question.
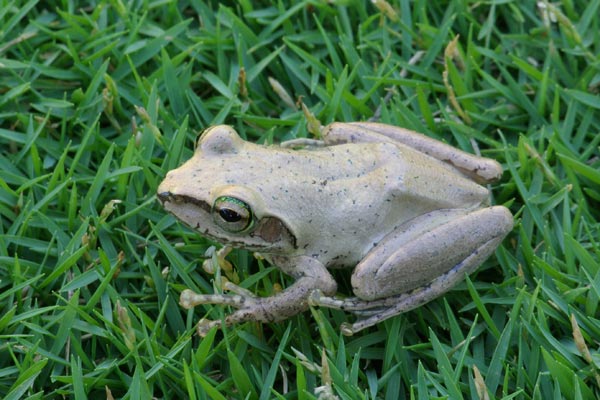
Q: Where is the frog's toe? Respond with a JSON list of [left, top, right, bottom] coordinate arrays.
[[340, 322, 356, 336], [339, 317, 385, 335], [308, 289, 348, 309], [223, 281, 257, 298], [309, 290, 386, 312], [197, 318, 221, 336], [180, 289, 200, 309], [179, 289, 245, 309], [307, 289, 324, 306]]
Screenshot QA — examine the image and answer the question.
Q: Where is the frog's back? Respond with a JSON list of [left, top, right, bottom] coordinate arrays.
[[271, 141, 490, 267]]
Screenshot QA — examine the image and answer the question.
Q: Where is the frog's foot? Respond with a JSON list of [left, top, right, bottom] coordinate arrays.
[[310, 287, 439, 336], [181, 258, 338, 336], [309, 290, 394, 312], [180, 289, 259, 336], [180, 285, 269, 336]]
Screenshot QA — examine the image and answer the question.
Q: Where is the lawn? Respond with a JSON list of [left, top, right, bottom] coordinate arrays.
[[1, 0, 600, 398]]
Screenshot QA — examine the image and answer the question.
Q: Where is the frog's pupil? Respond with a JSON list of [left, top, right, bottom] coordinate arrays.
[[220, 208, 241, 222]]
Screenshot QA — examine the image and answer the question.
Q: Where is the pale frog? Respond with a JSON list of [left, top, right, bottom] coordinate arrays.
[[157, 122, 513, 336]]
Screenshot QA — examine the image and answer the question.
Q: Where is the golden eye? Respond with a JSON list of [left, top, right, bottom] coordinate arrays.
[[212, 196, 253, 232]]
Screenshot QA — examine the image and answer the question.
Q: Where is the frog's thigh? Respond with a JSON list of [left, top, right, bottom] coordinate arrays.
[[351, 206, 512, 300]]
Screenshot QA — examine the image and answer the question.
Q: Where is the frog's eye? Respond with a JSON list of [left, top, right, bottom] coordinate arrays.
[[212, 196, 253, 232]]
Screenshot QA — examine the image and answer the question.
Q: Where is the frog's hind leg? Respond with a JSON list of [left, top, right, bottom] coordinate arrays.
[[310, 206, 513, 335], [323, 122, 502, 184], [312, 245, 494, 336]]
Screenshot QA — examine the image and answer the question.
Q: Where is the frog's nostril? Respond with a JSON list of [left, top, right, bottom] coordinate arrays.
[[157, 192, 171, 202]]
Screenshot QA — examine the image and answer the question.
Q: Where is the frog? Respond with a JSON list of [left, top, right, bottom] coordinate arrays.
[[157, 122, 513, 336]]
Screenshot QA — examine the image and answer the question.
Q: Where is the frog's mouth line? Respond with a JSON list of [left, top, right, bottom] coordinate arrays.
[[157, 192, 212, 214]]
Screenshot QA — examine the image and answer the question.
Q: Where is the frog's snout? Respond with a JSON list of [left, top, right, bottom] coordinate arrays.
[[157, 172, 178, 203], [157, 191, 171, 204]]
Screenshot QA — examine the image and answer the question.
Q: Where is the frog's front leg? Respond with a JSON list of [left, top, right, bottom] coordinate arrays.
[[310, 206, 513, 335], [180, 256, 337, 336]]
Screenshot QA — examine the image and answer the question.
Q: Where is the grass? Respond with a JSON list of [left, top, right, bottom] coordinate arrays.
[[1, 0, 599, 398]]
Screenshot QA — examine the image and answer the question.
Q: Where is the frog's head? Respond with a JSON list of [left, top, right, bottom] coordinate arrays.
[[157, 125, 297, 253]]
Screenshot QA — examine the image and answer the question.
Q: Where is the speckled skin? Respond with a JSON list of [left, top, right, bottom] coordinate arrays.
[[157, 123, 513, 336]]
